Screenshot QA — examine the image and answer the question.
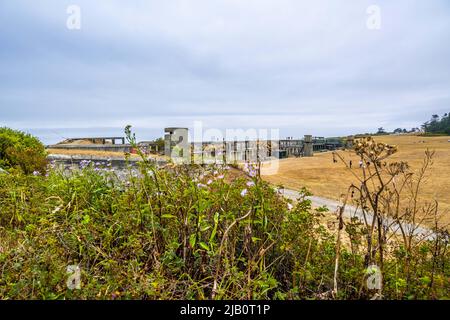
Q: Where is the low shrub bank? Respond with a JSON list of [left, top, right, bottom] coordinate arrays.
[[0, 160, 448, 300], [0, 127, 47, 175]]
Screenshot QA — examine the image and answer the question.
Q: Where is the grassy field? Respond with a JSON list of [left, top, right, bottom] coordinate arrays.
[[262, 135, 450, 226]]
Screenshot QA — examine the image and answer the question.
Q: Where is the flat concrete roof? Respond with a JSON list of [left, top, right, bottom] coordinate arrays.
[[67, 137, 125, 140], [165, 127, 188, 132]]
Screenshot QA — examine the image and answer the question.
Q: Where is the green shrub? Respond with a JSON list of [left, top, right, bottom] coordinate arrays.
[[0, 127, 47, 174]]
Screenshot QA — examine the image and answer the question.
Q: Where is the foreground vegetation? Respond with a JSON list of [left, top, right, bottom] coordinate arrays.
[[0, 130, 448, 300]]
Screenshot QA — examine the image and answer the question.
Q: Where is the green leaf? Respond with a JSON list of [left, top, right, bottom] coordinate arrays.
[[420, 276, 431, 285], [200, 226, 211, 232], [198, 199, 210, 213], [189, 234, 196, 248], [209, 212, 219, 244], [161, 214, 176, 219], [82, 214, 90, 224], [199, 242, 209, 251]]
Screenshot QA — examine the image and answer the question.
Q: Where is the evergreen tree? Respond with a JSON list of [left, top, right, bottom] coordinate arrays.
[[423, 113, 450, 134]]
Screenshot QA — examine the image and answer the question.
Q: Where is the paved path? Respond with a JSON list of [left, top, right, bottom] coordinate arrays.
[[281, 188, 434, 239]]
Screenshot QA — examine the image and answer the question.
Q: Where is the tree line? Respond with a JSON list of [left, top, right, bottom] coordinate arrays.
[[422, 113, 450, 135], [373, 112, 450, 136]]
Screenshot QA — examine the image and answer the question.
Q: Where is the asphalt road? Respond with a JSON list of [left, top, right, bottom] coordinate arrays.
[[281, 188, 434, 239]]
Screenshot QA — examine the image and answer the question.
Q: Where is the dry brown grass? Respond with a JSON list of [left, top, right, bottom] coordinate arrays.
[[46, 148, 139, 158], [46, 149, 170, 162], [261, 135, 450, 226]]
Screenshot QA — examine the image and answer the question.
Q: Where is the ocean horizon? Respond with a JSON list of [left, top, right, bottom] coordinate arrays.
[[22, 127, 163, 146]]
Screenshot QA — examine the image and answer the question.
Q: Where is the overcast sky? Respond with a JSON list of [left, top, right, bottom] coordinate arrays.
[[1, 0, 450, 143]]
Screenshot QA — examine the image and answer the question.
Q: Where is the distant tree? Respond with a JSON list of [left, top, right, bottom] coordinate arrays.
[[393, 128, 403, 134], [377, 127, 386, 135], [154, 137, 165, 152], [431, 114, 439, 122]]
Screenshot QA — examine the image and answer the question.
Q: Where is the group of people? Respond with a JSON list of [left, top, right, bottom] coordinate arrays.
[[332, 152, 370, 169]]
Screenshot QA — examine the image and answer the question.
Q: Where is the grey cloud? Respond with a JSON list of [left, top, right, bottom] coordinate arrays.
[[1, 0, 450, 142]]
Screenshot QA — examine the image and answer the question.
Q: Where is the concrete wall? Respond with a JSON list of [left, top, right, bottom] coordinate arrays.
[[190, 140, 279, 164]]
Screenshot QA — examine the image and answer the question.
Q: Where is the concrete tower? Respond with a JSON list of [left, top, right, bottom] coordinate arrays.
[[164, 127, 190, 163], [303, 135, 313, 157]]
